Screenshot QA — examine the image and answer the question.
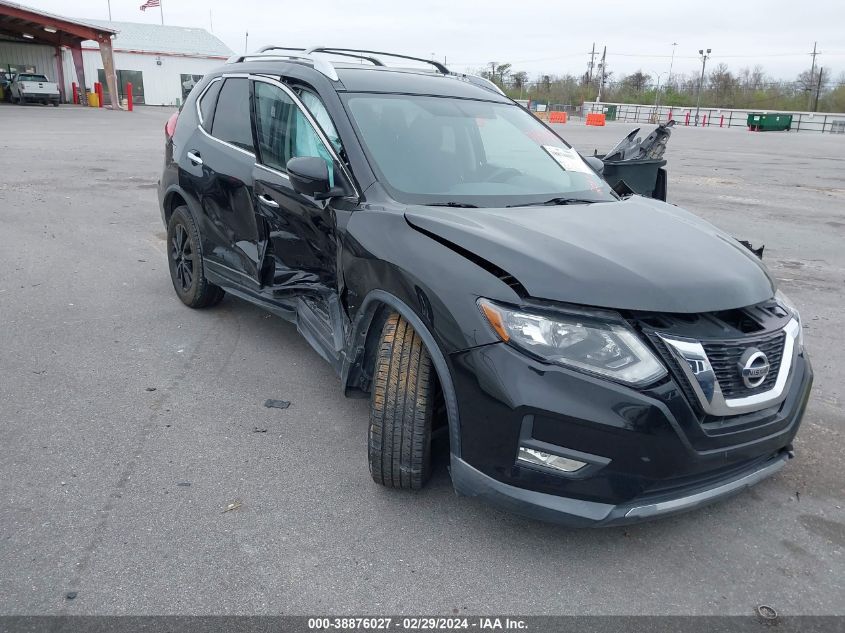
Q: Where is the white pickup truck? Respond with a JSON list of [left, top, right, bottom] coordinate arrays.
[[10, 73, 60, 106]]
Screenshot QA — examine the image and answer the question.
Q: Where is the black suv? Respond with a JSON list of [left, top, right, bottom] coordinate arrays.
[[158, 47, 812, 526]]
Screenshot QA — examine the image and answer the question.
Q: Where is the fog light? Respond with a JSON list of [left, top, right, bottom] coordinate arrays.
[[517, 447, 586, 473]]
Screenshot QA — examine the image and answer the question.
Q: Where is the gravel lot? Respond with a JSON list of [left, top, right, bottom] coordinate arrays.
[[0, 104, 843, 616]]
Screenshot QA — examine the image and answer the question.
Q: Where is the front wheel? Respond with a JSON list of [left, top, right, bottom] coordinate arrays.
[[368, 313, 435, 490], [166, 206, 224, 308]]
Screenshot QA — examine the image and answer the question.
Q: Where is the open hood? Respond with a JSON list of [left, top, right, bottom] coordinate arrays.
[[405, 197, 775, 313]]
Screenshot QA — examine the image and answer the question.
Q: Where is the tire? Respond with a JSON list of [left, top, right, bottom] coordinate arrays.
[[368, 312, 435, 490], [166, 205, 224, 308]]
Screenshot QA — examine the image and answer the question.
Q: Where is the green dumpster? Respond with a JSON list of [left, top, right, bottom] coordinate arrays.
[[604, 104, 618, 121], [747, 113, 792, 131]]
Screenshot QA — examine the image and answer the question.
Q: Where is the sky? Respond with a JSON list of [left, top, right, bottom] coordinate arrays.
[[18, 0, 845, 82]]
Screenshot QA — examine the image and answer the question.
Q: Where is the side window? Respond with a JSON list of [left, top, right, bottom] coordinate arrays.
[[197, 78, 222, 131], [210, 78, 254, 152], [253, 81, 295, 172], [297, 89, 342, 154], [253, 81, 336, 185], [291, 107, 336, 185]]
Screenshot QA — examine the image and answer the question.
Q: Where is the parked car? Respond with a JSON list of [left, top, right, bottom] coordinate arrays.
[[10, 72, 60, 106], [158, 47, 812, 526], [0, 71, 12, 102]]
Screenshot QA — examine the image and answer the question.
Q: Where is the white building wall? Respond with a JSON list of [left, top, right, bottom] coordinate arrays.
[[1, 41, 61, 81], [61, 48, 225, 106]]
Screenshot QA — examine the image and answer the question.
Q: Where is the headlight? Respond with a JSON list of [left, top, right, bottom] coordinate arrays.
[[776, 289, 804, 349], [478, 298, 667, 387]]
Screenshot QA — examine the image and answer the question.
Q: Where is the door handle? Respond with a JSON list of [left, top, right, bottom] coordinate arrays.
[[258, 194, 279, 208], [186, 151, 203, 166]]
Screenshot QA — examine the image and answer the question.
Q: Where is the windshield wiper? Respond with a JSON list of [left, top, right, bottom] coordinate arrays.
[[506, 197, 600, 208], [425, 202, 479, 208]]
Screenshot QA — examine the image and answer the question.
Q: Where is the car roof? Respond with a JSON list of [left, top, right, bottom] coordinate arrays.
[[332, 65, 511, 101], [219, 52, 511, 103]]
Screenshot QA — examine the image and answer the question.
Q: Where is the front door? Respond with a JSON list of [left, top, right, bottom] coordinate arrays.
[[250, 77, 343, 298]]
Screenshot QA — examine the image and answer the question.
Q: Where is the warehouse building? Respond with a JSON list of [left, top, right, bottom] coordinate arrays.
[[69, 20, 233, 106], [0, 0, 119, 104], [1, 1, 231, 106]]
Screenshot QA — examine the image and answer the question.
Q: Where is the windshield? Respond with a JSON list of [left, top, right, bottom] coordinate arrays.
[[17, 74, 49, 82], [343, 94, 616, 208]]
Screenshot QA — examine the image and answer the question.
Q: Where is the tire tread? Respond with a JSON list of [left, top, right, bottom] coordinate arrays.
[[368, 313, 433, 490]]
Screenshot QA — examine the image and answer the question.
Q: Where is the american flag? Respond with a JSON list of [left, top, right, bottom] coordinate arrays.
[[139, 0, 160, 10]]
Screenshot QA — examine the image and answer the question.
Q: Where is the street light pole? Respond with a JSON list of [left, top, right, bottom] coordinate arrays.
[[694, 48, 711, 127], [668, 42, 678, 86]]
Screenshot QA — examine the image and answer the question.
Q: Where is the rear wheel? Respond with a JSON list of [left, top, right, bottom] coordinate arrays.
[[166, 206, 224, 308], [368, 313, 434, 490]]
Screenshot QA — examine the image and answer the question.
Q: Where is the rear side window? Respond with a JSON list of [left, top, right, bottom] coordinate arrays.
[[198, 78, 222, 131], [210, 78, 254, 153]]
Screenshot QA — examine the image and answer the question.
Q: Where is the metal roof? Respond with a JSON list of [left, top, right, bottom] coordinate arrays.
[[0, 0, 117, 34], [84, 20, 232, 58]]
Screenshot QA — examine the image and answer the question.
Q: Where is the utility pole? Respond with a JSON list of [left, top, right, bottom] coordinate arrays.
[[807, 42, 819, 110], [813, 67, 824, 112], [667, 42, 678, 87], [489, 61, 497, 84], [595, 46, 606, 103], [244, 31, 249, 54], [587, 42, 596, 85], [694, 48, 711, 126]]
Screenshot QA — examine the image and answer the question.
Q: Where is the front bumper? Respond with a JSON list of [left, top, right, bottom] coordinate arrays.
[[452, 448, 791, 527], [449, 342, 813, 527], [19, 92, 59, 102]]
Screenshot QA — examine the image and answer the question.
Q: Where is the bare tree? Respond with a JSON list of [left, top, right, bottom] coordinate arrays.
[[623, 70, 651, 92]]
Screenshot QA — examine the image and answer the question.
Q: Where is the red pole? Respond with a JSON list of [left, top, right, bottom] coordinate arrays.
[[720, 114, 724, 128], [95, 82, 102, 108], [668, 109, 673, 121], [127, 82, 133, 112], [72, 82, 78, 105], [685, 111, 690, 126], [703, 114, 707, 126]]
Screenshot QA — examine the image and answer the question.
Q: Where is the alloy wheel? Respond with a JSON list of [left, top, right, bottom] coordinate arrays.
[[171, 224, 194, 292]]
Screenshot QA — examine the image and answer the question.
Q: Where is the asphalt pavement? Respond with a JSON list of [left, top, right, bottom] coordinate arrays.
[[0, 104, 843, 615]]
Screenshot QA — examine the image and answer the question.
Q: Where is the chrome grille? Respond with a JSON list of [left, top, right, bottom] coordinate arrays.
[[702, 331, 785, 397]]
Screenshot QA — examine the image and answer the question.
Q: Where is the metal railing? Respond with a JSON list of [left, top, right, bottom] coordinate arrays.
[[581, 101, 845, 134]]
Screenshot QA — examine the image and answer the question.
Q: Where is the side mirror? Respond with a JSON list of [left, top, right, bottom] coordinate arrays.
[[584, 156, 604, 175], [286, 156, 346, 200]]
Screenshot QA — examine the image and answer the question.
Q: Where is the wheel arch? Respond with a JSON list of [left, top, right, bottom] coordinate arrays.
[[161, 182, 205, 227], [341, 289, 462, 457]]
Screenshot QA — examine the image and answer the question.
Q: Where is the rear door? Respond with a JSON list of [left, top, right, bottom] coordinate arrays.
[[182, 76, 264, 287]]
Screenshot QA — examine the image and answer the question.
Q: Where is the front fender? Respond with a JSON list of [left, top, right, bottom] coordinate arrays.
[[341, 289, 464, 456]]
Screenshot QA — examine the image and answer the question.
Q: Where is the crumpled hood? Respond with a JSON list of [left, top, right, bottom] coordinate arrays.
[[405, 196, 775, 313]]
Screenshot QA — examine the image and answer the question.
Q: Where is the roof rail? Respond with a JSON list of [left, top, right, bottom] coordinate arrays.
[[452, 73, 506, 96], [226, 46, 340, 81], [304, 47, 450, 75], [225, 46, 504, 97]]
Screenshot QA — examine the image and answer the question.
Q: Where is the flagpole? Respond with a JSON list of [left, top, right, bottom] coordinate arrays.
[[159, 0, 164, 25], [107, 0, 112, 20]]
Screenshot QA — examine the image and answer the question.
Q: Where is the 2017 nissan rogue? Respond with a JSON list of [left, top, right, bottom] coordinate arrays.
[[157, 46, 813, 526]]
